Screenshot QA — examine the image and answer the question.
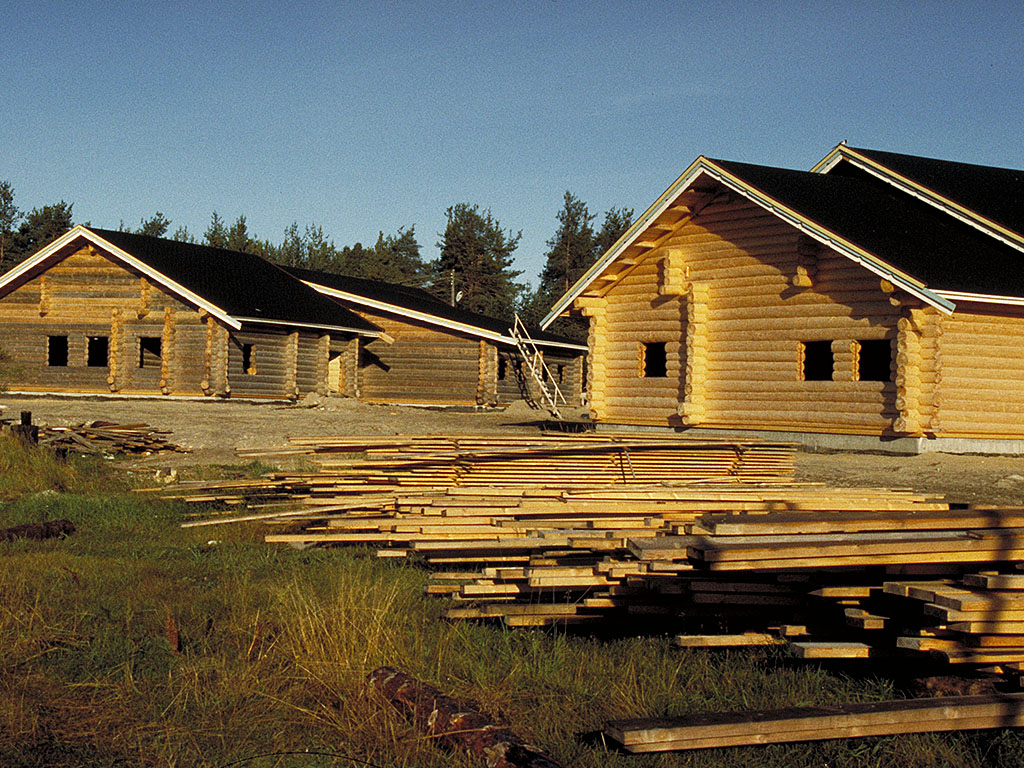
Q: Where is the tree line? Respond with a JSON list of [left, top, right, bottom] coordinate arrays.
[[0, 180, 631, 336]]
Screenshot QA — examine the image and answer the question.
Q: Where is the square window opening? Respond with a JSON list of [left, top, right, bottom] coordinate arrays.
[[857, 339, 892, 382], [138, 337, 162, 368], [801, 340, 833, 381], [47, 335, 68, 367], [86, 336, 109, 368], [641, 342, 668, 378]]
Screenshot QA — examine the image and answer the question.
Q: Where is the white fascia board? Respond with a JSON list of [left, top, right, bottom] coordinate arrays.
[[306, 282, 587, 351], [0, 226, 242, 329], [0, 226, 83, 290], [235, 316, 380, 336], [540, 156, 711, 329], [699, 162, 956, 315], [935, 290, 1024, 308], [814, 147, 1024, 255]]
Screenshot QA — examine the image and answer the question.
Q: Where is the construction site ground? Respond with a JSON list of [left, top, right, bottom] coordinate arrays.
[[3, 393, 1024, 506]]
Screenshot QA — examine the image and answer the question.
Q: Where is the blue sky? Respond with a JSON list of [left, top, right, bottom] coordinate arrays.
[[4, 1, 1023, 288]]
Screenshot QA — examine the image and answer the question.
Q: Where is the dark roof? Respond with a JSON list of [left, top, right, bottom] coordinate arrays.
[[829, 147, 1024, 239], [284, 266, 586, 349], [711, 159, 1024, 299], [88, 228, 379, 333]]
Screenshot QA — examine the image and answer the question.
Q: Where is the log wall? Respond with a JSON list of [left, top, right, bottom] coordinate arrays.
[[581, 195, 905, 432], [352, 308, 487, 405], [936, 306, 1024, 437], [0, 245, 336, 399]]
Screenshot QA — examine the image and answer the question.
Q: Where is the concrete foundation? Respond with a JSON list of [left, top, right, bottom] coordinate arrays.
[[595, 423, 1024, 456]]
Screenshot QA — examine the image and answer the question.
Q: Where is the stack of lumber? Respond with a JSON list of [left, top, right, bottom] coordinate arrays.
[[603, 693, 1024, 753], [169, 462, 947, 629], [883, 574, 1024, 667], [236, 433, 797, 486], [170, 433, 1024, 674], [630, 507, 1024, 670], [681, 507, 1024, 571], [37, 421, 187, 456]]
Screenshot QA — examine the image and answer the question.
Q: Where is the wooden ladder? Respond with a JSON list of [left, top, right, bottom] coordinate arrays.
[[510, 314, 565, 419]]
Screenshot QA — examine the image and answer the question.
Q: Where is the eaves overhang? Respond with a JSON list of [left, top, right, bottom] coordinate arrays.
[[234, 316, 381, 337], [306, 281, 588, 352]]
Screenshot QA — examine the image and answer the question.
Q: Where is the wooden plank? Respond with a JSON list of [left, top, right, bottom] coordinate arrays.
[[604, 693, 1024, 753]]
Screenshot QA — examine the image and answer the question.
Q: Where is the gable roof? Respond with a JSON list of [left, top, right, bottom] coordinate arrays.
[[813, 144, 1024, 252], [542, 151, 1024, 328], [285, 266, 587, 352], [0, 226, 381, 336]]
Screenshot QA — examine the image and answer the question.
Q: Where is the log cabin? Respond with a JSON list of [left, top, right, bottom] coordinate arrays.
[[0, 226, 382, 399], [285, 267, 588, 407], [541, 143, 1024, 453]]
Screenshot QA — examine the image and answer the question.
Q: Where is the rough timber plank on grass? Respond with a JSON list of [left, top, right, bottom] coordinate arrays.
[[603, 693, 1024, 753]]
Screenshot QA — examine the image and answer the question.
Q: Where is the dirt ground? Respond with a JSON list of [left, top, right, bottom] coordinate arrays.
[[3, 393, 1024, 506]]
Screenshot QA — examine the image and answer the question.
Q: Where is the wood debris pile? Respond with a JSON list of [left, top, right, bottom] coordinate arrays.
[[38, 421, 188, 456]]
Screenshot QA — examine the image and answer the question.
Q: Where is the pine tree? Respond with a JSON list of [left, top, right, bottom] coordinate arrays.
[[203, 212, 228, 248], [521, 197, 634, 338], [431, 204, 523, 320], [6, 201, 73, 265], [137, 212, 171, 238], [368, 226, 426, 285], [0, 180, 20, 270], [595, 206, 634, 256], [537, 191, 597, 301], [226, 215, 255, 253]]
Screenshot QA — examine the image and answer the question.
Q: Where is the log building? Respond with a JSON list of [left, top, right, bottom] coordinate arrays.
[[286, 267, 588, 407], [0, 227, 381, 399], [542, 144, 1024, 452]]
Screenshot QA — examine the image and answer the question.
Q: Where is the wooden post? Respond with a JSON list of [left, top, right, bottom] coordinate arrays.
[[38, 275, 50, 316], [285, 331, 299, 400], [138, 277, 151, 318], [108, 308, 123, 392], [477, 340, 498, 406], [578, 297, 607, 420], [791, 235, 820, 288], [835, 339, 856, 382], [345, 337, 360, 398], [680, 283, 708, 425], [201, 316, 214, 395], [894, 308, 923, 435], [316, 334, 331, 395], [10, 411, 38, 445], [160, 307, 174, 395], [214, 324, 230, 396], [658, 248, 688, 296]]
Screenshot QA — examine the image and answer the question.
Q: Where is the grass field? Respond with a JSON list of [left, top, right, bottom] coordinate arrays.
[[2, 434, 1024, 767]]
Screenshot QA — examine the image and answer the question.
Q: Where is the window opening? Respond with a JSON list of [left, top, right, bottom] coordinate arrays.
[[86, 336, 109, 368], [800, 341, 833, 381], [47, 335, 68, 367], [498, 356, 507, 381], [242, 343, 256, 375], [640, 342, 667, 378], [138, 337, 162, 368], [857, 339, 892, 382]]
